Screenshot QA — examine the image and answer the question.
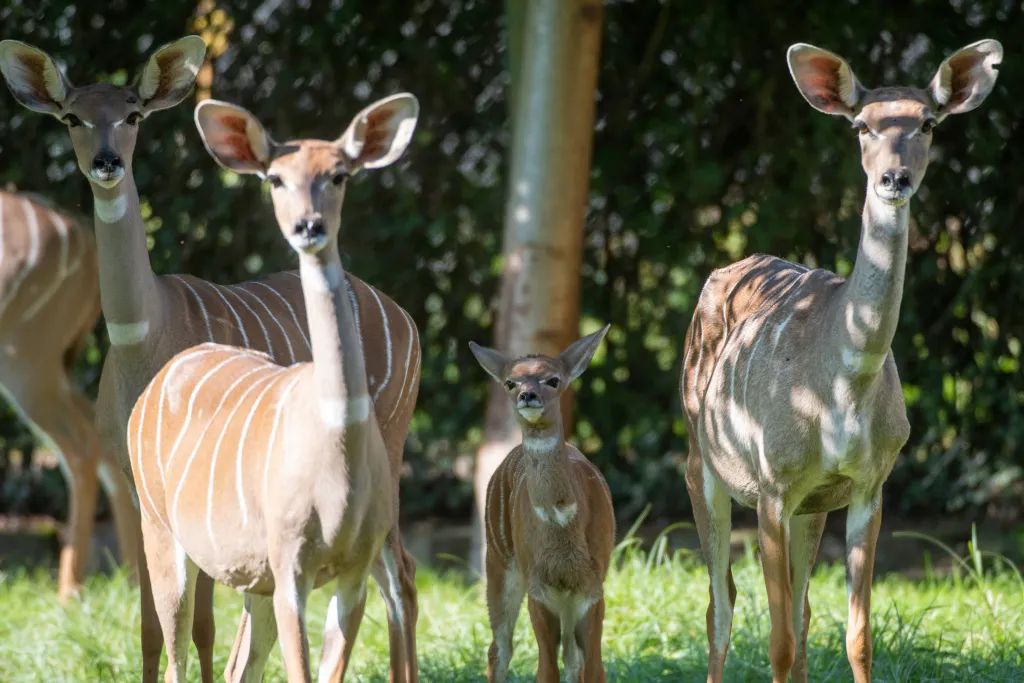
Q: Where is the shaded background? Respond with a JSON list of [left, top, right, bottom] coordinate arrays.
[[0, 0, 1021, 536]]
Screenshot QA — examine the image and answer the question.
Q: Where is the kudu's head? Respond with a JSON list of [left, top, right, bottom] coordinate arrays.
[[788, 39, 1002, 207], [194, 94, 418, 256], [470, 325, 610, 431], [0, 37, 206, 189]]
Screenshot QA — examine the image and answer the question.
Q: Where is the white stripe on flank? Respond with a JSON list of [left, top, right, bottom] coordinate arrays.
[[497, 461, 509, 553], [107, 320, 150, 346], [22, 199, 40, 268], [234, 372, 286, 526], [190, 369, 281, 548], [207, 282, 249, 347], [171, 276, 214, 341], [158, 360, 265, 524], [485, 468, 499, 558], [225, 285, 275, 358], [383, 309, 415, 426], [22, 209, 70, 320], [250, 280, 311, 354], [155, 348, 220, 482], [367, 287, 392, 400], [0, 200, 37, 314], [235, 282, 295, 363], [262, 374, 303, 500], [162, 355, 247, 474], [133, 381, 167, 530]]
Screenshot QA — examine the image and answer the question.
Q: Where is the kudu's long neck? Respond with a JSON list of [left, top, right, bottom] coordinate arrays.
[[834, 189, 910, 374], [520, 414, 577, 511], [298, 246, 371, 431], [91, 176, 163, 346]]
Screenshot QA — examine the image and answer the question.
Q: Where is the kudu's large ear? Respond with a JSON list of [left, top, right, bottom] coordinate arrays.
[[469, 342, 511, 385], [336, 93, 419, 172], [136, 35, 206, 113], [559, 324, 611, 384], [787, 43, 865, 120], [0, 40, 73, 116], [928, 39, 1002, 122], [194, 99, 276, 176]]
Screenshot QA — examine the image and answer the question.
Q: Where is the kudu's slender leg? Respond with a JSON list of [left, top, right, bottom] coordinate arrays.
[[845, 497, 882, 683], [685, 452, 736, 683], [790, 512, 826, 683], [758, 496, 795, 683]]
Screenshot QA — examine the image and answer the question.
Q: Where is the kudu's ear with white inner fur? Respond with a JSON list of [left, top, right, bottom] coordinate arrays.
[[787, 43, 865, 120], [136, 35, 206, 114], [928, 39, 1002, 122], [559, 324, 611, 384], [194, 99, 276, 176], [0, 40, 73, 116], [336, 93, 419, 172], [469, 342, 511, 385]]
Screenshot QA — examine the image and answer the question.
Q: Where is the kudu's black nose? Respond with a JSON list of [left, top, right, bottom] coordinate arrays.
[[519, 390, 539, 404], [880, 169, 911, 192], [294, 217, 326, 238], [91, 152, 123, 174]]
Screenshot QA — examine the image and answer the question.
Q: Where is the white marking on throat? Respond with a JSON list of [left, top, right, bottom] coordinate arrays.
[[107, 320, 150, 345], [319, 395, 371, 429], [94, 194, 127, 223], [522, 435, 560, 453]]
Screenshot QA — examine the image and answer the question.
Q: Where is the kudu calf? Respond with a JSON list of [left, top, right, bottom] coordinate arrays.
[[470, 325, 615, 683], [680, 40, 1001, 683], [128, 94, 419, 683]]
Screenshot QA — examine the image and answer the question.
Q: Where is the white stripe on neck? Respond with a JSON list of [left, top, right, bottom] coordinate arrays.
[[319, 395, 371, 429], [522, 435, 560, 453], [94, 194, 127, 223], [107, 320, 149, 345]]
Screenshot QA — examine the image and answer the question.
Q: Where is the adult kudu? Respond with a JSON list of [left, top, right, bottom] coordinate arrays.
[[0, 37, 420, 683], [680, 39, 1002, 683]]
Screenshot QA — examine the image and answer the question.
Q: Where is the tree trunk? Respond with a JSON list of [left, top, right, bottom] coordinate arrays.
[[470, 0, 604, 574]]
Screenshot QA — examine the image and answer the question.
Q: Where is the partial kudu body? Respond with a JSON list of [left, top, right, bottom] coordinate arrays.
[[0, 189, 137, 600], [680, 40, 1002, 683], [0, 38, 419, 683], [471, 326, 615, 683], [130, 93, 419, 683]]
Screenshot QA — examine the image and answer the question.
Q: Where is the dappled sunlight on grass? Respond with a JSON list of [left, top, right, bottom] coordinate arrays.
[[1, 528, 1021, 681]]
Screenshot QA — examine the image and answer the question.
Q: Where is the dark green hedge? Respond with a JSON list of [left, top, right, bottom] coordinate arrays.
[[1, 1, 1021, 524]]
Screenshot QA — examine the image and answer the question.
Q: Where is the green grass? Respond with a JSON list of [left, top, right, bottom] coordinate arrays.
[[1, 528, 1022, 682]]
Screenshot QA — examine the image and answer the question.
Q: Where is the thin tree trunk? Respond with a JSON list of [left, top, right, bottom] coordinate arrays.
[[470, 0, 604, 574]]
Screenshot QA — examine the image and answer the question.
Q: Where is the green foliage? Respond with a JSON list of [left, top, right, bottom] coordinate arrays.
[[1, 527, 1023, 681], [0, 1, 1022, 522]]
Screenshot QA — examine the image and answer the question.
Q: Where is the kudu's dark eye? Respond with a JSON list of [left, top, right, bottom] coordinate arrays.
[[504, 380, 516, 391], [332, 171, 350, 186], [545, 377, 560, 388], [63, 113, 83, 128], [853, 120, 869, 135], [921, 118, 937, 134], [267, 175, 284, 189], [126, 112, 143, 126]]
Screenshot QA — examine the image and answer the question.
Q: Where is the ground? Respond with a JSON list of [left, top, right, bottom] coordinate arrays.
[[1, 527, 1021, 682]]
